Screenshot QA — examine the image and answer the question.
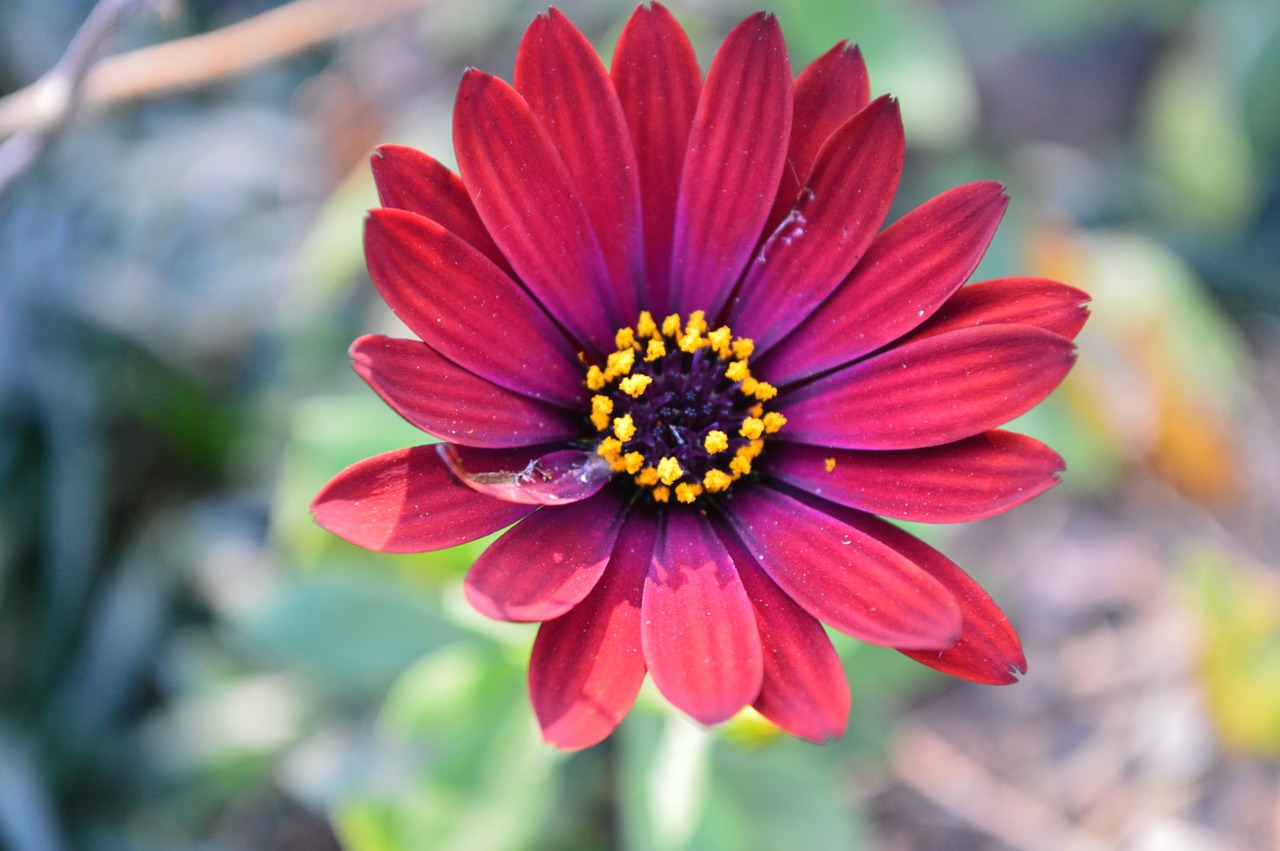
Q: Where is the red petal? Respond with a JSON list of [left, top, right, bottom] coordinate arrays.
[[759, 181, 1008, 383], [765, 41, 870, 235], [515, 9, 645, 319], [311, 446, 535, 553], [363, 208, 584, 408], [529, 510, 656, 749], [722, 486, 961, 649], [669, 13, 792, 318], [453, 69, 621, 353], [778, 325, 1077, 450], [351, 335, 579, 448], [718, 524, 850, 743], [831, 508, 1026, 684], [438, 444, 614, 506], [911, 277, 1092, 341], [642, 510, 763, 725], [463, 491, 628, 622], [732, 96, 904, 351], [611, 2, 702, 310], [370, 145, 513, 277], [766, 431, 1065, 523]]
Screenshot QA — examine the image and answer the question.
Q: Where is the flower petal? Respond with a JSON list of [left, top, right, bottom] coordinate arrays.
[[765, 41, 870, 235], [438, 444, 614, 506], [722, 486, 961, 649], [910, 277, 1092, 342], [732, 96, 904, 351], [370, 144, 513, 276], [642, 510, 763, 726], [611, 1, 702, 310], [515, 8, 644, 319], [669, 12, 792, 318], [311, 445, 535, 553], [464, 491, 628, 622], [364, 208, 585, 407], [453, 69, 620, 353], [529, 510, 656, 749], [718, 524, 850, 743], [766, 431, 1065, 523], [778, 325, 1077, 450], [831, 508, 1026, 684], [759, 181, 1009, 383], [351, 335, 579, 447]]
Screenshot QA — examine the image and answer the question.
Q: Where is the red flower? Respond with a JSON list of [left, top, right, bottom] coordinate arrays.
[[312, 4, 1088, 749]]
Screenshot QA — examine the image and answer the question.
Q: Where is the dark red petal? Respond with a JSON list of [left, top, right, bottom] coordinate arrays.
[[765, 41, 870, 235], [759, 181, 1009, 383], [732, 96, 904, 351], [438, 444, 614, 506], [830, 507, 1026, 684], [369, 145, 513, 277], [766, 431, 1065, 523], [642, 510, 763, 726], [453, 69, 620, 353], [351, 335, 579, 447], [718, 524, 850, 743], [669, 13, 792, 318], [363, 208, 584, 408], [463, 491, 628, 622], [778, 325, 1077, 450], [311, 446, 535, 553], [515, 9, 644, 318], [722, 486, 961, 649], [611, 1, 702, 310], [910, 277, 1092, 342], [529, 510, 656, 749]]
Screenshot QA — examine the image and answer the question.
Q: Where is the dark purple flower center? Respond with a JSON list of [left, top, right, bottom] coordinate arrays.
[[586, 311, 785, 504]]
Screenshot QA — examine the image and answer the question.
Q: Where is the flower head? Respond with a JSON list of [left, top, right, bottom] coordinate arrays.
[[312, 4, 1089, 749]]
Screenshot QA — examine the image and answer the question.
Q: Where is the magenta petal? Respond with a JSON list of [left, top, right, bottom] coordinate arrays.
[[311, 446, 535, 553], [669, 13, 792, 318], [718, 525, 850, 743], [722, 486, 961, 649], [766, 431, 1065, 523], [765, 41, 870, 235], [351, 335, 579, 447], [642, 510, 763, 726], [515, 9, 644, 319], [830, 508, 1026, 683], [732, 96, 904, 351], [363, 208, 584, 408], [464, 491, 628, 622], [453, 69, 620, 353], [438, 444, 614, 506], [910, 277, 1092, 342], [778, 325, 1077, 450], [611, 1, 702, 310], [370, 145, 514, 277], [529, 510, 655, 750], [759, 181, 1009, 383]]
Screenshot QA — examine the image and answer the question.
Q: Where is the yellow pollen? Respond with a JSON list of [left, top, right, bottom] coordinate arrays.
[[703, 469, 733, 492], [732, 338, 755, 359], [615, 327, 637, 350], [740, 417, 765, 440], [707, 326, 732, 358], [762, 412, 787, 433], [657, 456, 683, 486], [703, 430, 729, 455], [635, 467, 660, 486], [678, 329, 704, 353], [597, 437, 625, 469], [675, 482, 703, 504], [652, 485, 671, 503], [740, 376, 760, 397], [604, 348, 635, 380], [753, 382, 778, 402], [730, 452, 754, 477], [644, 338, 666, 362], [613, 414, 636, 442], [661, 313, 682, 337], [590, 395, 613, 430], [685, 310, 708, 336], [586, 365, 606, 390], [725, 360, 750, 382], [636, 311, 657, 338], [623, 452, 646, 474], [749, 403, 764, 417], [824, 457, 837, 473], [619, 374, 652, 397]]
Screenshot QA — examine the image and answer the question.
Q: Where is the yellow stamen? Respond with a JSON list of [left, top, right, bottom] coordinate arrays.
[[703, 469, 733, 492], [590, 395, 614, 431], [656, 456, 683, 486], [740, 376, 759, 397], [740, 417, 765, 440], [730, 451, 754, 477], [615, 327, 637, 351], [619, 374, 652, 398], [597, 437, 625, 470], [824, 458, 837, 473], [725, 360, 749, 382], [762, 412, 787, 433], [703, 430, 729, 455], [586, 365, 606, 391], [749, 403, 764, 417], [636, 311, 657, 339], [624, 452, 646, 474], [645, 338, 666, 362], [613, 414, 636, 442], [707, 326, 732, 358], [635, 467, 660, 487], [604, 348, 635, 380], [652, 485, 671, 503], [753, 382, 777, 402], [685, 310, 708, 336], [732, 338, 755, 360], [661, 313, 682, 337], [675, 482, 703, 504]]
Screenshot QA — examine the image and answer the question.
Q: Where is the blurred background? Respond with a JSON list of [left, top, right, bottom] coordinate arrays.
[[2, 0, 1278, 848]]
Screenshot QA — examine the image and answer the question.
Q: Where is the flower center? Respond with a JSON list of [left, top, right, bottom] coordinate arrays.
[[585, 311, 786, 505]]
